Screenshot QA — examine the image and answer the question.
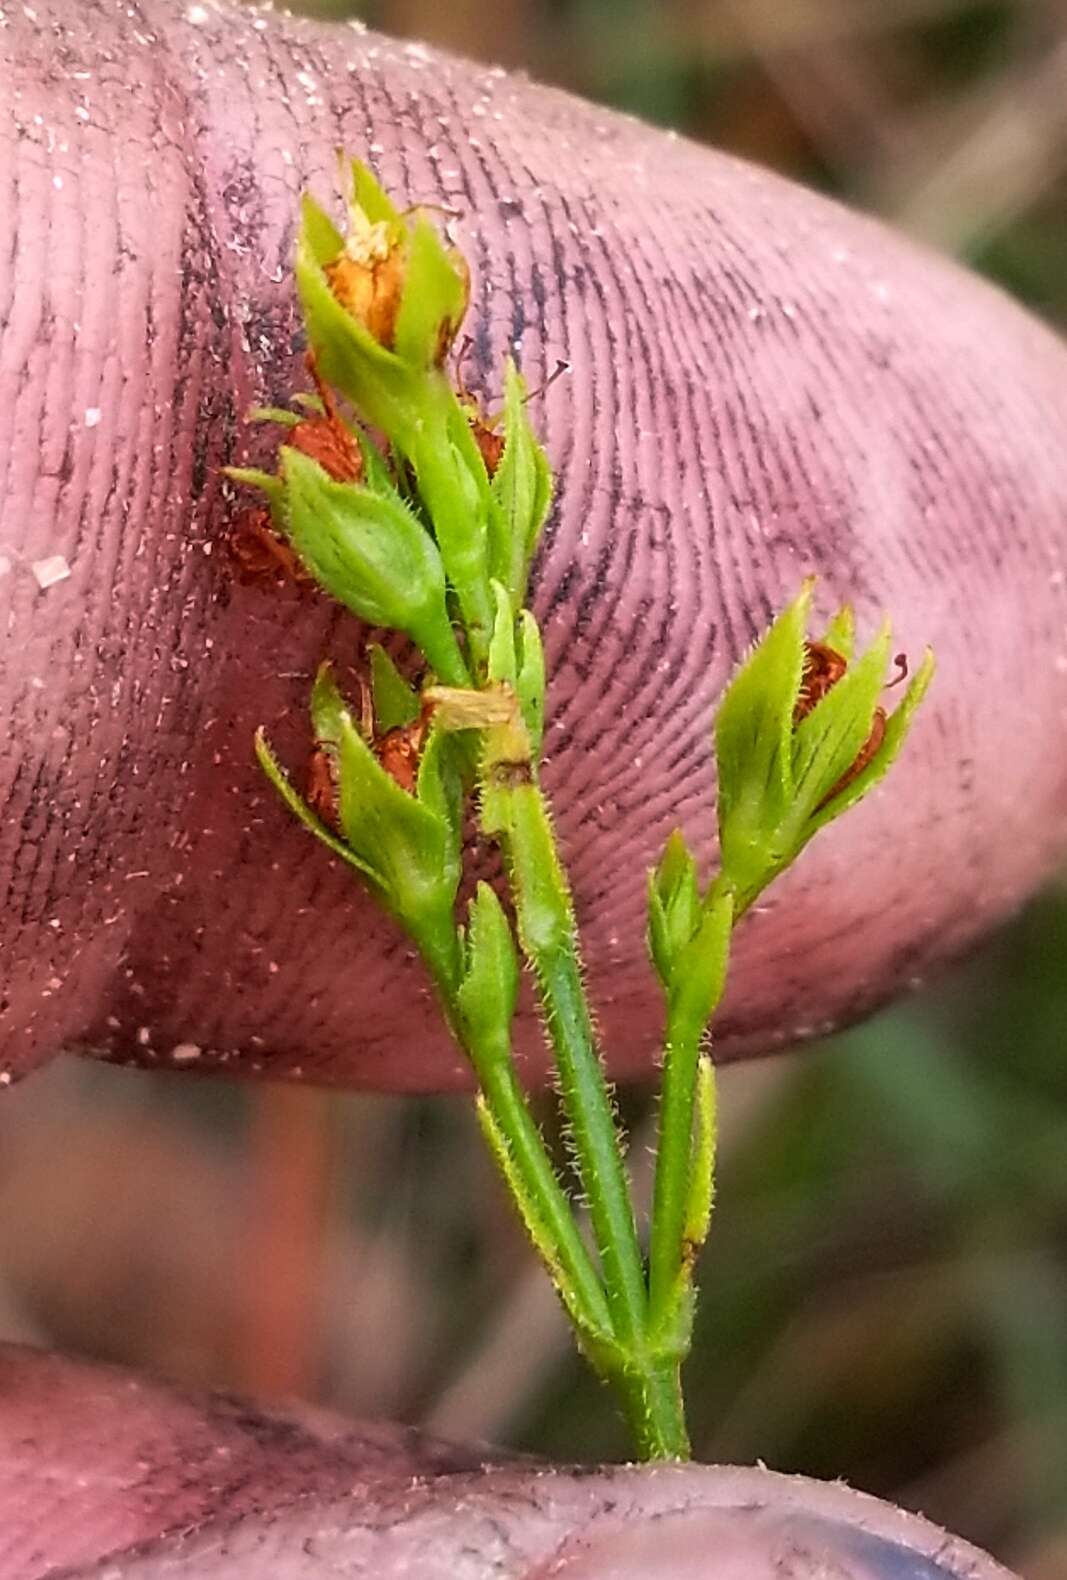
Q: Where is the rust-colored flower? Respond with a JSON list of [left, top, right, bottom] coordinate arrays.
[[324, 205, 408, 353]]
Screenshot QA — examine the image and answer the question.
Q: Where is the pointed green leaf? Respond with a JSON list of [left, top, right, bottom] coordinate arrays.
[[491, 359, 553, 599], [516, 610, 545, 758], [684, 1054, 717, 1255], [416, 721, 464, 897], [370, 643, 420, 732], [715, 581, 812, 897], [487, 581, 518, 688], [457, 882, 519, 1050], [253, 727, 384, 887], [647, 830, 700, 992], [475, 1094, 613, 1354], [668, 886, 734, 1033]]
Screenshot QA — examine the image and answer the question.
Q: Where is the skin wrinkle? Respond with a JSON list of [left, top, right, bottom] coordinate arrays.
[[0, 1345, 1014, 1579], [0, 0, 1066, 1097]]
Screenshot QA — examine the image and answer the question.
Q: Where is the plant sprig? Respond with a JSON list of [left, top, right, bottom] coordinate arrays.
[[229, 158, 933, 1460]]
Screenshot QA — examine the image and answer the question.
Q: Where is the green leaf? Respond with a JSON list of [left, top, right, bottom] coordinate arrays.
[[516, 610, 545, 758], [253, 727, 384, 887], [475, 1094, 615, 1358], [370, 643, 420, 732], [805, 647, 936, 836], [786, 619, 891, 833], [684, 1054, 717, 1255], [487, 581, 518, 688], [457, 882, 520, 1051], [668, 886, 734, 1034], [647, 829, 700, 992], [348, 158, 401, 227], [393, 216, 469, 369], [280, 448, 464, 682], [715, 580, 812, 897], [416, 721, 464, 899], [491, 359, 553, 600]]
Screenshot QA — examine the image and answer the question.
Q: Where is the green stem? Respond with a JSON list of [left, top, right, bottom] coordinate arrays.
[[500, 782, 647, 1346], [613, 1353, 691, 1460]]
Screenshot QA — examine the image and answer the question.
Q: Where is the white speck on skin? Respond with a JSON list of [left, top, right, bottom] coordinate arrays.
[[186, 3, 209, 22], [171, 1042, 202, 1062], [47, 977, 62, 991], [0, 1073, 11, 1087], [84, 406, 101, 427], [136, 1026, 151, 1046], [53, 174, 63, 190], [31, 555, 71, 589], [0, 555, 11, 580]]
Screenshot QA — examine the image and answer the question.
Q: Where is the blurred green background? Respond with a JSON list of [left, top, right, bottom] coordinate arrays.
[[2, 2, 1065, 1575]]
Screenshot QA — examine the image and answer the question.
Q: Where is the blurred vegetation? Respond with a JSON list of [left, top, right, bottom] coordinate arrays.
[[1, 3, 1065, 1577]]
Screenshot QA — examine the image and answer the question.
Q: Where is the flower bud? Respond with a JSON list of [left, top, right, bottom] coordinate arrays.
[[715, 580, 934, 912]]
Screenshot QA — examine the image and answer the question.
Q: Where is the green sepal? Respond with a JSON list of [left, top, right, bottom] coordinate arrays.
[[457, 882, 520, 1055], [301, 188, 345, 261], [786, 618, 892, 834], [491, 359, 553, 600], [667, 886, 734, 1035], [821, 604, 855, 661], [805, 647, 935, 836], [393, 216, 469, 370], [310, 665, 458, 931], [280, 448, 464, 682], [370, 643, 420, 732], [516, 610, 545, 758], [347, 158, 402, 227], [715, 580, 812, 899], [647, 830, 700, 992], [253, 728, 384, 888]]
